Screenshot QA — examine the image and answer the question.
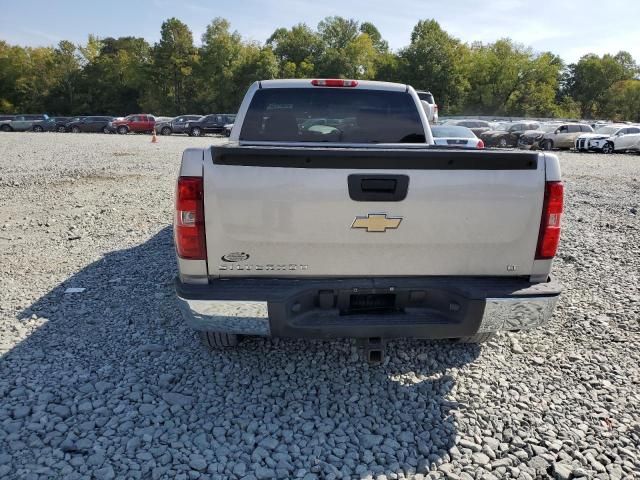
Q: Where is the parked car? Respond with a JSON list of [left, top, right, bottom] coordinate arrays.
[[416, 90, 438, 124], [40, 116, 72, 132], [480, 121, 540, 148], [156, 115, 203, 136], [223, 123, 234, 137], [66, 116, 114, 133], [186, 114, 236, 136], [517, 123, 563, 149], [0, 114, 49, 132], [576, 125, 640, 153], [431, 125, 484, 148], [444, 119, 492, 137], [531, 123, 594, 150], [111, 114, 156, 134]]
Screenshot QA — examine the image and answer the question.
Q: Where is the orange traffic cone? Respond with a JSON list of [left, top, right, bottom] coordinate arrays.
[[151, 129, 158, 143]]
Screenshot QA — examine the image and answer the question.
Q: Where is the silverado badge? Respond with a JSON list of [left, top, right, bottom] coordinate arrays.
[[351, 214, 402, 233]]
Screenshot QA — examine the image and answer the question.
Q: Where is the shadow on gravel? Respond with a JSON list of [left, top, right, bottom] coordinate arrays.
[[1, 226, 481, 479]]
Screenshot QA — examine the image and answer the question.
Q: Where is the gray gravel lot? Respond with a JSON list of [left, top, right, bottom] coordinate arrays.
[[0, 132, 639, 480]]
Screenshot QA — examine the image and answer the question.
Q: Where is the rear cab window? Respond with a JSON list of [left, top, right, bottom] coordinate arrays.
[[240, 88, 425, 144], [417, 92, 434, 104]]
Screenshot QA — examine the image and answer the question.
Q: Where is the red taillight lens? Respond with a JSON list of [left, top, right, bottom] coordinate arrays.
[[476, 139, 485, 149], [311, 79, 358, 87], [175, 176, 206, 260], [535, 181, 563, 259]]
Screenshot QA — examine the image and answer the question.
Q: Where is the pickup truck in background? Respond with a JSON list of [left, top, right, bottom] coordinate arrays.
[[174, 79, 562, 360], [111, 114, 156, 134], [416, 90, 438, 124]]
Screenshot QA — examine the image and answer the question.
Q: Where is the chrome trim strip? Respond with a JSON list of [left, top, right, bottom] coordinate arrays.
[[478, 296, 559, 333], [177, 298, 270, 336]]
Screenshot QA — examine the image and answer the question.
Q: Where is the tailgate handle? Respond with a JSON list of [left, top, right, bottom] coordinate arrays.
[[361, 178, 396, 193], [348, 174, 409, 201]]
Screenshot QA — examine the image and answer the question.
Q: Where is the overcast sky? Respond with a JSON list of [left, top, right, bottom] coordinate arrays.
[[2, 0, 639, 63]]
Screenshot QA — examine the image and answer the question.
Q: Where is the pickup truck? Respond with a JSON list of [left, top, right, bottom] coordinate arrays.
[[174, 79, 562, 360], [111, 114, 155, 134]]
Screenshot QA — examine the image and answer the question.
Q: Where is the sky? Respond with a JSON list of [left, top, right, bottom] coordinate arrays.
[[1, 0, 639, 63]]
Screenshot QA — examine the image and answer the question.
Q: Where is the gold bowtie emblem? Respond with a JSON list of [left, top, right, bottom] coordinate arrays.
[[351, 214, 402, 233]]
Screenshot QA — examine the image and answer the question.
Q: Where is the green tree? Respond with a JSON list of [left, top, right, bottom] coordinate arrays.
[[266, 24, 322, 77], [566, 51, 638, 118], [43, 40, 81, 114], [195, 18, 243, 112], [399, 20, 469, 112], [314, 17, 385, 79], [601, 80, 640, 122], [317, 16, 359, 50], [228, 44, 279, 108], [359, 22, 388, 53], [148, 18, 198, 114], [75, 36, 150, 115]]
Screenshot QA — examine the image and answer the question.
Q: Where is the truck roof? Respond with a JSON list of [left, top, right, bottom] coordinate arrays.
[[259, 79, 409, 92]]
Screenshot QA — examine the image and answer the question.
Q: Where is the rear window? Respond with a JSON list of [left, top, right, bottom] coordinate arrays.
[[240, 88, 425, 143], [417, 91, 434, 104]]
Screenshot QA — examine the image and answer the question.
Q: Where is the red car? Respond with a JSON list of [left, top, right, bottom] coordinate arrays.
[[111, 114, 156, 134]]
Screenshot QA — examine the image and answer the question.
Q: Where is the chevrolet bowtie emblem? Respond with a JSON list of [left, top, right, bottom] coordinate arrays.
[[351, 214, 402, 233]]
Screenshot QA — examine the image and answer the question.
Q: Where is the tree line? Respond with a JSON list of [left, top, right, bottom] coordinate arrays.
[[1, 17, 639, 120]]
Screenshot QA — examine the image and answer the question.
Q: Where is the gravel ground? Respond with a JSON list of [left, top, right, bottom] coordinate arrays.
[[0, 132, 638, 480]]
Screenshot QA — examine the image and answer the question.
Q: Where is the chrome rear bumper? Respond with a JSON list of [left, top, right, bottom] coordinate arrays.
[[176, 277, 561, 339]]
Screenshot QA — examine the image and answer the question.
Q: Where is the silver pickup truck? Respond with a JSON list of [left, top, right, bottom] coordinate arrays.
[[174, 79, 562, 359]]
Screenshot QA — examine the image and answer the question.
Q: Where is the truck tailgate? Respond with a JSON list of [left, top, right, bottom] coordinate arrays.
[[203, 147, 546, 277]]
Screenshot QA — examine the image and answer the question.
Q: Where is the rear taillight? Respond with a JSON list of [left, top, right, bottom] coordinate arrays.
[[535, 181, 563, 259], [175, 176, 206, 260], [476, 139, 485, 149], [311, 79, 358, 87]]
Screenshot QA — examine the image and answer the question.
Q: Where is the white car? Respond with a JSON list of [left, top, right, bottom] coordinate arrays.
[[416, 90, 438, 124], [431, 125, 484, 148], [575, 125, 640, 153]]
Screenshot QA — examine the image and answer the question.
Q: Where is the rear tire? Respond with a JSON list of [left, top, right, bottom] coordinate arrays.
[[497, 138, 508, 148], [198, 331, 239, 349], [453, 332, 496, 344], [71, 126, 81, 133], [33, 125, 43, 132], [1, 125, 13, 132], [57, 125, 66, 133], [103, 126, 111, 134]]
